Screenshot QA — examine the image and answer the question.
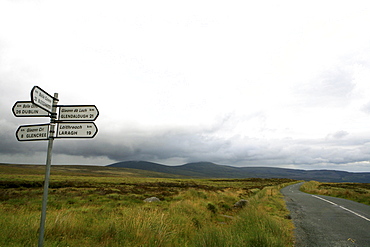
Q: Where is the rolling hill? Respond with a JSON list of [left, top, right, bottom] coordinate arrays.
[[108, 161, 370, 183]]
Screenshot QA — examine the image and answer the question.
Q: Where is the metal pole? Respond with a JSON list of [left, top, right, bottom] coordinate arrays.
[[38, 93, 58, 247]]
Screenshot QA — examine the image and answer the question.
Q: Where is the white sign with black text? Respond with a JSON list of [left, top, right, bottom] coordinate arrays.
[[56, 122, 98, 138], [58, 105, 99, 121], [16, 124, 50, 141], [12, 101, 50, 117], [31, 86, 58, 113]]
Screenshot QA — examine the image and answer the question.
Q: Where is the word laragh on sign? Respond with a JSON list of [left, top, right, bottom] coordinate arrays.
[[56, 122, 98, 138], [12, 101, 50, 117], [16, 124, 50, 141], [31, 86, 58, 113], [58, 105, 99, 121]]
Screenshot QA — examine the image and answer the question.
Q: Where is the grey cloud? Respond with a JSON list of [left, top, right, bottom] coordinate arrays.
[[44, 119, 238, 165], [3, 116, 370, 170], [45, 122, 370, 166], [217, 136, 370, 167], [0, 119, 47, 155], [326, 130, 349, 139]]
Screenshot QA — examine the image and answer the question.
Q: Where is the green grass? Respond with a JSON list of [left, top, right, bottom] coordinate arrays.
[[0, 164, 296, 246], [301, 181, 370, 205]]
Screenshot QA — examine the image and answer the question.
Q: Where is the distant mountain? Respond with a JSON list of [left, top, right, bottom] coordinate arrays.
[[109, 161, 205, 177], [109, 161, 173, 173], [108, 161, 370, 183]]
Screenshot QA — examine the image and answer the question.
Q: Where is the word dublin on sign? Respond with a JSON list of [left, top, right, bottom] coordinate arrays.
[[16, 124, 50, 141], [58, 105, 99, 121], [56, 122, 98, 138], [12, 101, 50, 117], [13, 86, 99, 247]]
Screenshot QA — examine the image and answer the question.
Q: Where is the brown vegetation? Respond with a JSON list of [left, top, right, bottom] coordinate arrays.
[[0, 163, 296, 246]]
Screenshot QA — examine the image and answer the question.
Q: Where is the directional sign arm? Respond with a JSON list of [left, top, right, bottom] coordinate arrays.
[[55, 122, 98, 138], [16, 124, 50, 141], [12, 101, 50, 117], [31, 86, 58, 113], [57, 105, 99, 121]]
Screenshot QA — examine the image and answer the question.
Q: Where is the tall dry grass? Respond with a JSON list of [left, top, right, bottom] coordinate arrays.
[[1, 171, 296, 247], [1, 184, 294, 246]]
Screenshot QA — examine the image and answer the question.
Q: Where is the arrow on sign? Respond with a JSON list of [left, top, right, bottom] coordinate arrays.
[[56, 122, 98, 138], [16, 124, 50, 141], [12, 101, 50, 117], [58, 105, 99, 121], [31, 86, 58, 113]]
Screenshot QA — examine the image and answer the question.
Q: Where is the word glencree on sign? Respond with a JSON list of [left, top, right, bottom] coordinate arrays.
[[16, 124, 50, 141], [13, 86, 99, 247]]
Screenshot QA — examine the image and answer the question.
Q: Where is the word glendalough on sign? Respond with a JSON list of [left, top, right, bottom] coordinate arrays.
[[13, 86, 99, 247], [58, 105, 99, 121]]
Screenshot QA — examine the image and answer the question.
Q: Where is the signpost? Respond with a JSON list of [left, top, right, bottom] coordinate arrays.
[[12, 101, 50, 117], [16, 124, 50, 141], [58, 105, 99, 121], [13, 86, 99, 247]]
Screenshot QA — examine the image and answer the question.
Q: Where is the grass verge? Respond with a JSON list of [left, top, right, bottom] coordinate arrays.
[[300, 181, 370, 206]]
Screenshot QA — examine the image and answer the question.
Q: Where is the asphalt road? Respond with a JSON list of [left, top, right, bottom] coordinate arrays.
[[281, 182, 370, 247]]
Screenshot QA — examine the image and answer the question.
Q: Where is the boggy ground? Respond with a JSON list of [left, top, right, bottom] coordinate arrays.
[[0, 164, 296, 246]]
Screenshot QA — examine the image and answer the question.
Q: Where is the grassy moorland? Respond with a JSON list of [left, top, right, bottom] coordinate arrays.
[[0, 164, 296, 247], [300, 181, 370, 206]]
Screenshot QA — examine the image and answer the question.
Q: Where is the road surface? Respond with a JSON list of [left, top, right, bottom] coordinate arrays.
[[281, 182, 370, 246]]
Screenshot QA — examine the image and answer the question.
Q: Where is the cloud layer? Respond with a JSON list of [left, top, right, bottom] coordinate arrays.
[[3, 115, 370, 171]]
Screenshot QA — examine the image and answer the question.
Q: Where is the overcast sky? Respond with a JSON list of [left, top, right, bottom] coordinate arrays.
[[1, 0, 370, 172]]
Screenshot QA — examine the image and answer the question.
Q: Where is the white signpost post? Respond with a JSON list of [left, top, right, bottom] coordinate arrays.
[[13, 86, 99, 247]]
